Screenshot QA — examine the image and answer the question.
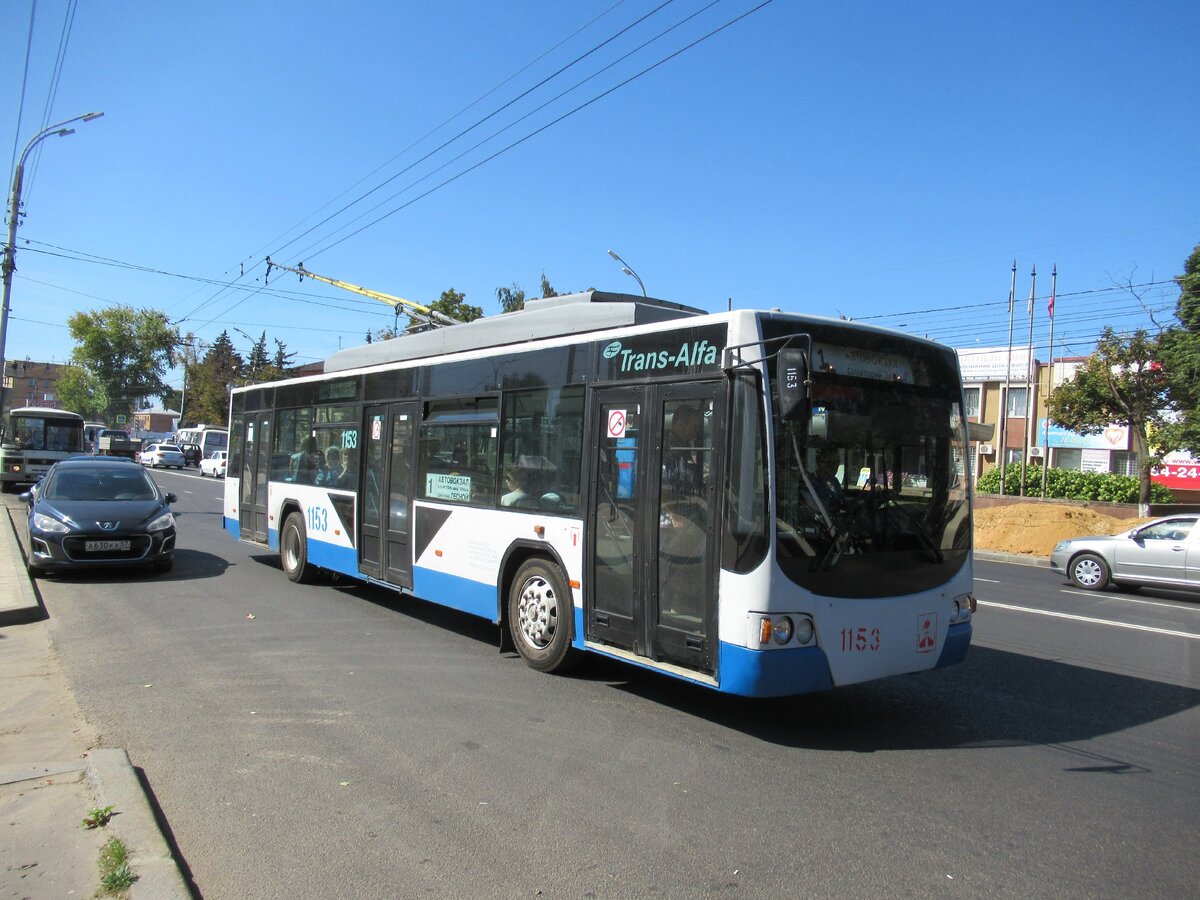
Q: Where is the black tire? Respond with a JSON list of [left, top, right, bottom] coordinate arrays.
[[1068, 552, 1110, 590], [281, 511, 315, 584], [508, 558, 576, 672]]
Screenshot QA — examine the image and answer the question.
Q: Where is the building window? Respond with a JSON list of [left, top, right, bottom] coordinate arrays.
[[963, 387, 980, 418], [1005, 387, 1028, 418], [1111, 451, 1138, 476]]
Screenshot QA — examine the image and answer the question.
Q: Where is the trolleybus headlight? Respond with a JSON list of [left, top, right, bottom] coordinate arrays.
[[794, 617, 814, 645], [952, 593, 975, 622], [773, 616, 794, 645]]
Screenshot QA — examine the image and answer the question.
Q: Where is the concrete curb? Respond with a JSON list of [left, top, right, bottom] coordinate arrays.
[[86, 749, 191, 899], [973, 549, 1050, 568], [0, 501, 44, 627]]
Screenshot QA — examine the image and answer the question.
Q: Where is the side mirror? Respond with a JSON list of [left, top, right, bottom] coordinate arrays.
[[18, 491, 32, 504], [775, 347, 810, 421], [165, 492, 178, 504]]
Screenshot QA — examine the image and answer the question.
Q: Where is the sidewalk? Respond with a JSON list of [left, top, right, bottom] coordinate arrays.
[[0, 494, 190, 899]]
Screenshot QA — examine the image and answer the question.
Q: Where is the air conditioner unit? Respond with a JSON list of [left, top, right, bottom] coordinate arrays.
[[1029, 446, 1044, 458], [978, 443, 994, 456]]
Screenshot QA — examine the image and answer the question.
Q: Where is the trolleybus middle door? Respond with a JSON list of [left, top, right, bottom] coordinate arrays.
[[359, 402, 417, 588]]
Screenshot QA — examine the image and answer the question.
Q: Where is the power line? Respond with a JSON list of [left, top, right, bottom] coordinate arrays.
[[303, 0, 777, 262], [268, 0, 683, 263], [284, 0, 725, 265]]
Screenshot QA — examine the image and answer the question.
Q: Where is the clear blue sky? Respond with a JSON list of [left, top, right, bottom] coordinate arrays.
[[4, 0, 1197, 394]]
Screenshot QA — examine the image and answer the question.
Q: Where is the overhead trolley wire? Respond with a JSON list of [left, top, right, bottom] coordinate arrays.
[[284, 0, 725, 265], [301, 0, 777, 263]]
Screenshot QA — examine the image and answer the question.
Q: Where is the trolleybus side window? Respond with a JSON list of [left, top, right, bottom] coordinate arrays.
[[499, 385, 584, 513], [722, 374, 769, 573], [418, 398, 498, 505]]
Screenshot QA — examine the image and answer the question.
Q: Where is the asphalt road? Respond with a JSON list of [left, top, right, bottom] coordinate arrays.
[[33, 469, 1200, 898]]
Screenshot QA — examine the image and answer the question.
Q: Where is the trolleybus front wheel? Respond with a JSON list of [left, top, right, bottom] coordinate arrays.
[[508, 559, 576, 673], [281, 511, 315, 584]]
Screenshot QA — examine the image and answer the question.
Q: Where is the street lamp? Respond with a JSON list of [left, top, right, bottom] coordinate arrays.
[[607, 249, 647, 298], [0, 111, 105, 415]]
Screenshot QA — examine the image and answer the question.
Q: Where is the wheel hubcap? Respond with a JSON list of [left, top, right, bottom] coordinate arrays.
[[1074, 559, 1101, 586], [517, 576, 557, 649]]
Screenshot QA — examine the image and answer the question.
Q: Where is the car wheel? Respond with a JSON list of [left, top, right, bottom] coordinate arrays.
[[281, 512, 315, 584], [152, 557, 173, 574], [508, 558, 577, 672], [1069, 552, 1111, 590]]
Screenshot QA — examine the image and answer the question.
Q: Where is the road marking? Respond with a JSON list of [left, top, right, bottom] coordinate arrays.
[[1059, 588, 1200, 611], [974, 577, 1000, 583], [977, 600, 1200, 640]]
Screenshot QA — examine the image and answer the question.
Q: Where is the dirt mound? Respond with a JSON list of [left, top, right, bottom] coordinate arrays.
[[973, 503, 1152, 558]]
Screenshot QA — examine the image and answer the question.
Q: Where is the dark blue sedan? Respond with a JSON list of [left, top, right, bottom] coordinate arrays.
[[21, 457, 177, 575]]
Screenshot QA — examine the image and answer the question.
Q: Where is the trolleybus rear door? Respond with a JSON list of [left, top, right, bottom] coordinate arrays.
[[587, 383, 721, 673], [238, 412, 271, 544], [359, 403, 417, 588]]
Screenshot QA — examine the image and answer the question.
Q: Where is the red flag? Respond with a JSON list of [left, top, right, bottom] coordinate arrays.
[[1048, 285, 1055, 318]]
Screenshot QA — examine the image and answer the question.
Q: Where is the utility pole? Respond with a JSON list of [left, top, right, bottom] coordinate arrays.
[[1, 112, 104, 416]]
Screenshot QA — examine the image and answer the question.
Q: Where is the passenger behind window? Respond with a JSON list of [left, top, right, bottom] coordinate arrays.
[[318, 447, 342, 486], [291, 436, 321, 484], [338, 447, 358, 489]]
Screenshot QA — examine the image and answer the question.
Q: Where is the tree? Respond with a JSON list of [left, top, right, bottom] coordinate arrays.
[[431, 287, 483, 323], [54, 366, 109, 420], [1046, 327, 1169, 511], [246, 332, 271, 377], [185, 331, 243, 426], [65, 306, 179, 423], [540, 272, 558, 298], [1156, 243, 1200, 456], [272, 338, 296, 371], [496, 282, 526, 314]]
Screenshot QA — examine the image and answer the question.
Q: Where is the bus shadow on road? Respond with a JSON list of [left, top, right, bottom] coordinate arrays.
[[600, 646, 1200, 753]]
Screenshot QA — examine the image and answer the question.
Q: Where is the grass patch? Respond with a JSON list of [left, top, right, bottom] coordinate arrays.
[[98, 836, 138, 896], [82, 805, 115, 829]]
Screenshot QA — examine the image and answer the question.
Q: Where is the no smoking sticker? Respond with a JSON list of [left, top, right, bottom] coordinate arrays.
[[607, 409, 627, 439]]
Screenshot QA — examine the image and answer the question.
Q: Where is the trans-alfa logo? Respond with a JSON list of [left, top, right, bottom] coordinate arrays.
[[603, 339, 719, 373]]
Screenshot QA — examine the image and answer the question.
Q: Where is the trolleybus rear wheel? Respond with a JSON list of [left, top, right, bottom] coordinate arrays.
[[281, 511, 315, 584], [509, 559, 576, 673]]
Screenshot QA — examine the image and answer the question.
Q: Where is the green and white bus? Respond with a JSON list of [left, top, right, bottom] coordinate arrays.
[[1, 406, 85, 491]]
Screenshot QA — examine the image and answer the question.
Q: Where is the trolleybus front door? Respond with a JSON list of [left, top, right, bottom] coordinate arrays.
[[238, 412, 271, 544], [359, 403, 417, 588], [588, 383, 721, 674]]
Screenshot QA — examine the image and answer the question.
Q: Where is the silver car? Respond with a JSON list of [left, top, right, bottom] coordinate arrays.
[[139, 442, 186, 469], [1049, 515, 1199, 592]]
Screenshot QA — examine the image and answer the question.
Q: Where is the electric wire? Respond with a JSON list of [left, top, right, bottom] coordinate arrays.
[[22, 0, 78, 204], [6, 0, 39, 193], [285, 0, 724, 266], [301, 0, 777, 263]]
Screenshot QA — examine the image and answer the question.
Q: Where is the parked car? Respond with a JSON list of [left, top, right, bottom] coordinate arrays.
[[199, 450, 228, 478], [20, 457, 177, 575], [1049, 515, 1199, 592], [178, 442, 203, 467], [139, 443, 185, 468]]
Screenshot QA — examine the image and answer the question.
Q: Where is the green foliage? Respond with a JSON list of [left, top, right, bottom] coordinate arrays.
[[65, 306, 179, 422], [54, 366, 109, 420], [82, 805, 115, 829], [98, 836, 137, 894], [496, 282, 526, 314], [976, 463, 1174, 504], [1155, 242, 1200, 456], [432, 287, 483, 323], [540, 272, 558, 298], [185, 331, 242, 427]]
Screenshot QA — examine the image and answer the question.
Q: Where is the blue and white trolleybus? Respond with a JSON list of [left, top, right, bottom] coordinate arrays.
[[223, 290, 975, 696]]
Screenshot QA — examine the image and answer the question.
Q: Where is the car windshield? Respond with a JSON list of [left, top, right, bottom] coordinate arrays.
[[43, 467, 158, 501]]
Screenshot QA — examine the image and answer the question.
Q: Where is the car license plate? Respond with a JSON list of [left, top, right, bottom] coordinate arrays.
[[85, 539, 130, 552]]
